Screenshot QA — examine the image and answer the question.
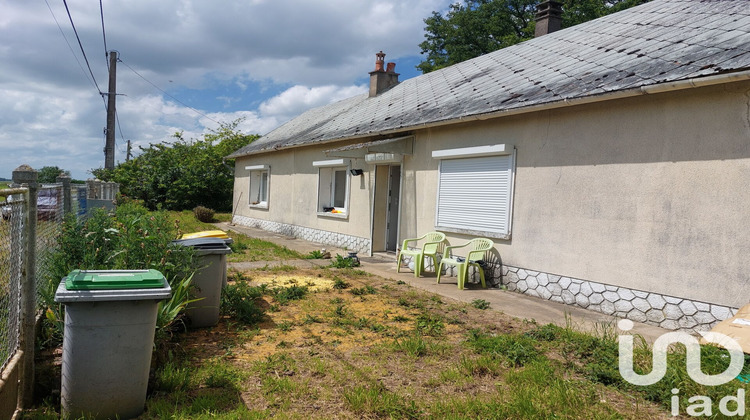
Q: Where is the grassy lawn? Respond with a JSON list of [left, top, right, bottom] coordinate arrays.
[[131, 266, 678, 419], [25, 223, 750, 419], [170, 210, 304, 262]]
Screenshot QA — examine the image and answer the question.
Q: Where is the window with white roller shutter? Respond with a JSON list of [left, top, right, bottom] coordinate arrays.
[[432, 145, 515, 239]]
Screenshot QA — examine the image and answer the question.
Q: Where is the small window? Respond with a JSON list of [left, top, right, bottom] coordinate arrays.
[[246, 165, 270, 209], [316, 166, 350, 215]]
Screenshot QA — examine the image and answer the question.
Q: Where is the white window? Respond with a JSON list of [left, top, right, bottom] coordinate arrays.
[[432, 145, 515, 239], [245, 165, 270, 209], [313, 159, 350, 216]]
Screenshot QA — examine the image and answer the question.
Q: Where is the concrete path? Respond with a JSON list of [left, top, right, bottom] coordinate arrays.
[[215, 221, 669, 343]]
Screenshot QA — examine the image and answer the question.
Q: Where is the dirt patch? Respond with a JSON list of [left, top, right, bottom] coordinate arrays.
[[251, 273, 337, 292]]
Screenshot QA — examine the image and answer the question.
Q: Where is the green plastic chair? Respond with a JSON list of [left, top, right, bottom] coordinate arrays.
[[437, 238, 494, 289], [396, 232, 446, 277]]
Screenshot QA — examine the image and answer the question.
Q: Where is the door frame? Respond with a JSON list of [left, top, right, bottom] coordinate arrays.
[[369, 164, 403, 254]]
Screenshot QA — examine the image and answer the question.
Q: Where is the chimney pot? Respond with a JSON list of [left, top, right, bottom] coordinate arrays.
[[374, 51, 385, 72], [369, 51, 399, 97], [535, 0, 563, 37]]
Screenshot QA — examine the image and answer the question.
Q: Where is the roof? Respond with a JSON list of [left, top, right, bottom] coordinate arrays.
[[228, 0, 750, 158]]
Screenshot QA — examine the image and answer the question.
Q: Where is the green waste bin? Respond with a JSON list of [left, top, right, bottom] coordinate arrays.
[[172, 237, 232, 327], [55, 269, 171, 420]]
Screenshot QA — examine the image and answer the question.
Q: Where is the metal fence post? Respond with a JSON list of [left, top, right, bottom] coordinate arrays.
[[12, 165, 37, 409], [56, 174, 72, 216]]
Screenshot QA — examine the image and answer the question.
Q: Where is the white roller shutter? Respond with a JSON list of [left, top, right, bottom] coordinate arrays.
[[436, 154, 514, 235]]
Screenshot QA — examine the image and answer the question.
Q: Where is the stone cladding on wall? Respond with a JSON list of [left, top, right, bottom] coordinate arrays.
[[500, 265, 737, 331], [232, 215, 370, 254], [400, 250, 736, 332]]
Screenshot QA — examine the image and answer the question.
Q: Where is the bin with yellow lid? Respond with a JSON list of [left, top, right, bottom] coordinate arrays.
[[180, 230, 233, 244], [172, 237, 232, 327]]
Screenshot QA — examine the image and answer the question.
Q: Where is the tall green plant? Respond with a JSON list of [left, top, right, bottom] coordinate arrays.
[[40, 203, 198, 347]]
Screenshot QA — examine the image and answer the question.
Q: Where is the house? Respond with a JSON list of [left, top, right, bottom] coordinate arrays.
[[227, 0, 750, 331]]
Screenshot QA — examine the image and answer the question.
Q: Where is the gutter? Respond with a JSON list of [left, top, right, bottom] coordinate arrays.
[[232, 69, 750, 158]]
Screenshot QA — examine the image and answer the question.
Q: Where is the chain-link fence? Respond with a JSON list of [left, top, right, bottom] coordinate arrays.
[[0, 188, 27, 372], [0, 171, 119, 416], [35, 185, 64, 309]]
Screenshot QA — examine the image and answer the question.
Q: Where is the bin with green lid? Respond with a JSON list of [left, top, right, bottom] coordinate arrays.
[[172, 237, 232, 327], [55, 269, 171, 420]]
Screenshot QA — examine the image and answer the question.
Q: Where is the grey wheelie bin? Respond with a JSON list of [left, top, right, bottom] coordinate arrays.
[[55, 269, 171, 420], [172, 237, 232, 327]]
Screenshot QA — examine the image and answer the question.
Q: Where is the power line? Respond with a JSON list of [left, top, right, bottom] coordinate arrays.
[[115, 110, 127, 148], [45, 0, 106, 109], [61, 0, 106, 105], [99, 0, 109, 69], [118, 58, 223, 125]]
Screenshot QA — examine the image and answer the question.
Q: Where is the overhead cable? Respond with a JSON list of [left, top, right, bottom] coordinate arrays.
[[61, 0, 108, 111], [45, 0, 106, 109], [99, 0, 109, 69]]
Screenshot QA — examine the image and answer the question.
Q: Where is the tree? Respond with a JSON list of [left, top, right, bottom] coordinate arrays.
[[38, 166, 70, 184], [417, 0, 651, 73], [92, 119, 258, 212]]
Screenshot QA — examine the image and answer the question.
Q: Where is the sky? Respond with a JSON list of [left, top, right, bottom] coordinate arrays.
[[0, 0, 452, 180]]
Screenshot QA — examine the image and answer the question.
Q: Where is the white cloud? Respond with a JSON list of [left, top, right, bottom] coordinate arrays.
[[0, 0, 453, 179], [259, 85, 367, 122]]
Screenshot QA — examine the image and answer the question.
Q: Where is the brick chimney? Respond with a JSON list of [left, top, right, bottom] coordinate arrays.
[[535, 1, 563, 37], [369, 51, 399, 97]]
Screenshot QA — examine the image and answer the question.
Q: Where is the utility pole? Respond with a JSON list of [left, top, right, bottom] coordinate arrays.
[[126, 140, 132, 161], [104, 50, 117, 170]]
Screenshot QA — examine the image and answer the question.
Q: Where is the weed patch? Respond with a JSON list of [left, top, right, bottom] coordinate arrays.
[[343, 385, 422, 419], [471, 298, 491, 310], [415, 312, 445, 336], [332, 276, 350, 289], [350, 285, 376, 296], [467, 329, 541, 367], [330, 254, 360, 268], [221, 280, 266, 325]]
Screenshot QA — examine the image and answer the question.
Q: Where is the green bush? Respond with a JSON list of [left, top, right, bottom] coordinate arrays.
[[40, 203, 198, 347], [193, 206, 215, 223], [92, 120, 259, 211]]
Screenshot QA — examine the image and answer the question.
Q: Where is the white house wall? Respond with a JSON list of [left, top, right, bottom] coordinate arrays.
[[400, 81, 750, 330], [233, 142, 373, 254], [233, 80, 750, 331]]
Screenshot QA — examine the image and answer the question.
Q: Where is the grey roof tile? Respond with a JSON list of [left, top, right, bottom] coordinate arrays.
[[228, 0, 750, 158]]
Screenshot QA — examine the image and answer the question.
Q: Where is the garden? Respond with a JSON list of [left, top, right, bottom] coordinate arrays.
[[21, 203, 750, 419]]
